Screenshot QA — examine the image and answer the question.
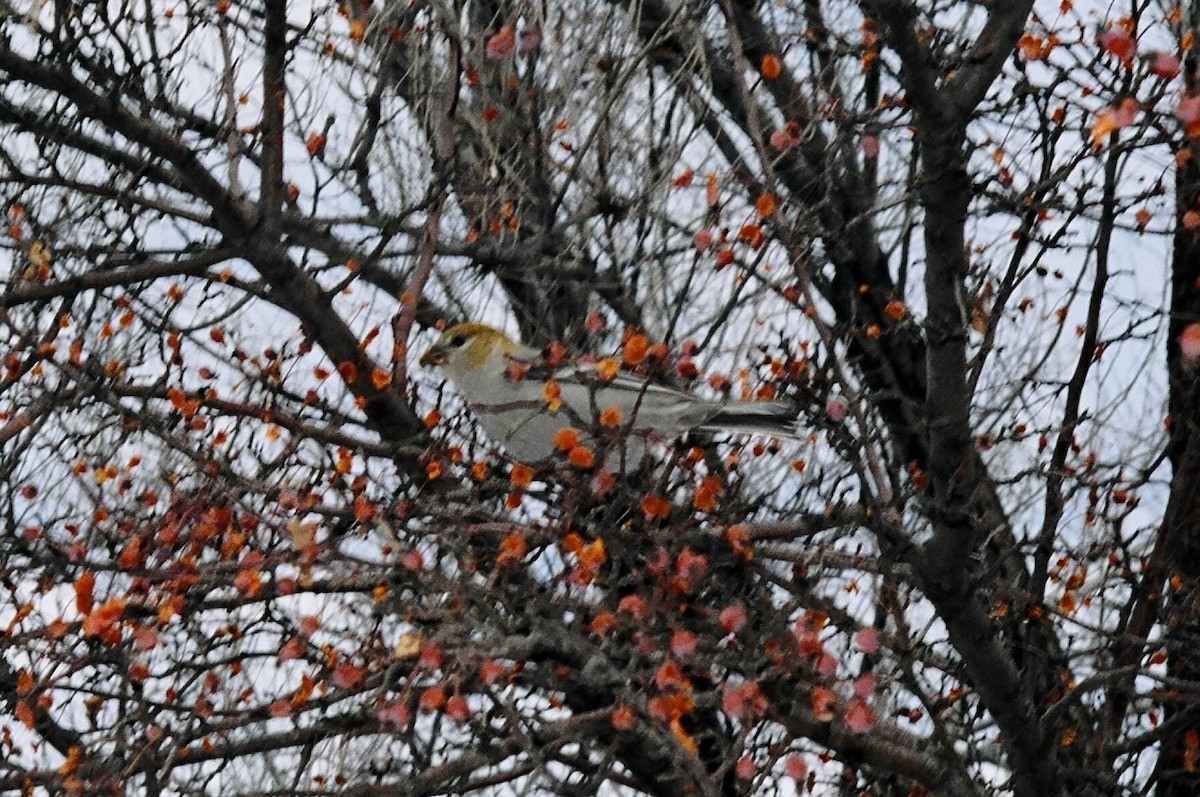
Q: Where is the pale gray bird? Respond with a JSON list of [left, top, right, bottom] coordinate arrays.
[[420, 322, 799, 464]]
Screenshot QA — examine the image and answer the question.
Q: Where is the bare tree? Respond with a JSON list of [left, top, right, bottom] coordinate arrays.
[[1, 0, 1198, 794]]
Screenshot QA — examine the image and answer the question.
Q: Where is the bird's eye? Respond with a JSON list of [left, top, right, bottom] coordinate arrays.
[[449, 335, 467, 348]]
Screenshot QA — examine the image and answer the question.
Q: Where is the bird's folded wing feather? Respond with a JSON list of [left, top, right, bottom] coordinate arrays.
[[498, 348, 797, 437], [499, 349, 722, 435], [502, 350, 693, 401]]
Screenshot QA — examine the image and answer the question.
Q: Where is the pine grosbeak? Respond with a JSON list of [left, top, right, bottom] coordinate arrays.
[[419, 322, 799, 465]]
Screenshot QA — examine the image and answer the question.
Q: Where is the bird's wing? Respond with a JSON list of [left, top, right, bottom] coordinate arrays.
[[502, 352, 694, 401], [501, 350, 714, 427], [495, 347, 797, 438], [588, 368, 694, 400]]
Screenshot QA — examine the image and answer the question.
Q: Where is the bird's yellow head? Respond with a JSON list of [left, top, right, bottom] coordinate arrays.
[[419, 322, 519, 378]]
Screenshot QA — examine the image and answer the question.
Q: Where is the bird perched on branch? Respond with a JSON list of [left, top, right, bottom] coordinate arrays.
[[419, 322, 800, 466]]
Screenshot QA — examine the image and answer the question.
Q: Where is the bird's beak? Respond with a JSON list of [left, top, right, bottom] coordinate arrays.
[[419, 345, 445, 367]]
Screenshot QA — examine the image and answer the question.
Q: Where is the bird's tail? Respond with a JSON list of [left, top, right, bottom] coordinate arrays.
[[698, 400, 801, 439]]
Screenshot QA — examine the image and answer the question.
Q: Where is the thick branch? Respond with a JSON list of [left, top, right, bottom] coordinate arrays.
[[0, 44, 423, 446]]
